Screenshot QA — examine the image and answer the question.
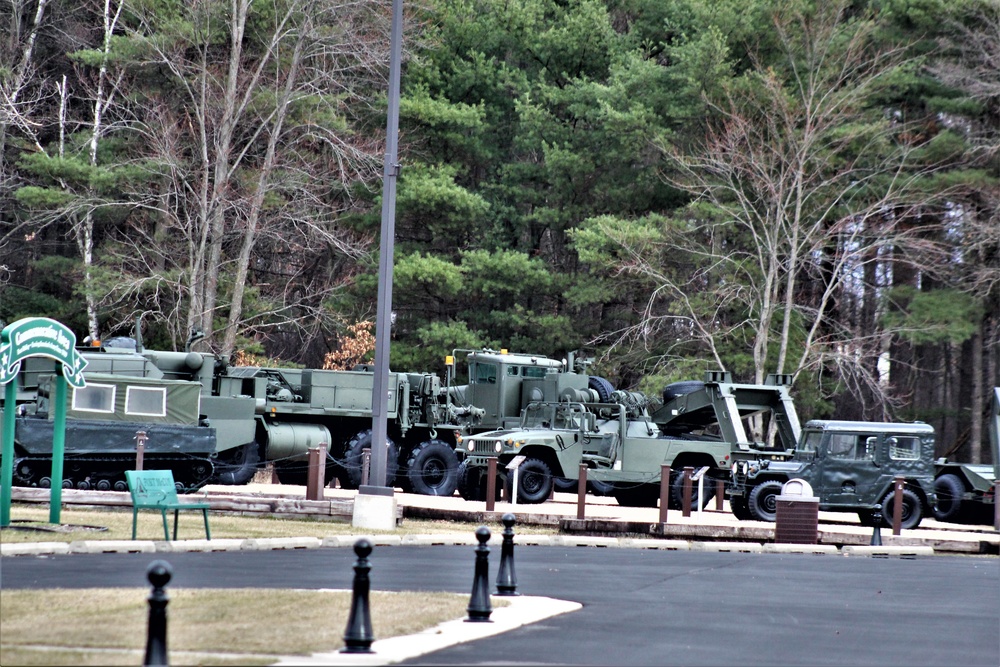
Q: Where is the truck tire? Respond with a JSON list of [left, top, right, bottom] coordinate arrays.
[[730, 495, 754, 521], [588, 478, 615, 496], [747, 481, 783, 522], [553, 477, 577, 492], [662, 381, 705, 403], [932, 474, 965, 522], [338, 429, 399, 489], [406, 440, 459, 497], [513, 458, 553, 504], [456, 460, 483, 501], [613, 483, 659, 507], [588, 376, 615, 402], [669, 470, 716, 510], [880, 487, 923, 529]]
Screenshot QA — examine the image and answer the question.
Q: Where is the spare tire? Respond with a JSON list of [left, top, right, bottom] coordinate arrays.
[[662, 380, 705, 404], [588, 376, 615, 402]]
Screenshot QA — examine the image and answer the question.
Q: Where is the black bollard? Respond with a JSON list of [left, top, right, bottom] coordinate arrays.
[[341, 538, 376, 654], [466, 526, 493, 622], [144, 560, 172, 667], [870, 505, 883, 546], [495, 513, 519, 596]]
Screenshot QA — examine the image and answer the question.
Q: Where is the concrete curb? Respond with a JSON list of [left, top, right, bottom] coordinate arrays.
[[1, 535, 943, 558]]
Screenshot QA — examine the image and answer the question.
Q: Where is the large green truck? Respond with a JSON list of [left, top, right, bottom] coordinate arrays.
[[456, 372, 801, 506], [4, 331, 616, 496]]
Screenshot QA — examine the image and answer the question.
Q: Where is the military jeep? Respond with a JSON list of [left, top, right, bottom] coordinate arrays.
[[730, 420, 938, 529]]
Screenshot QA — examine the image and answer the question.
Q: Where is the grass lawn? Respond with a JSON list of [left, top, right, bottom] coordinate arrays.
[[1, 587, 507, 666], [0, 502, 558, 543]]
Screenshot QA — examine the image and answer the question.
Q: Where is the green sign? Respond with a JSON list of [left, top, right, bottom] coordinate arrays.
[[0, 317, 88, 388], [1, 317, 87, 526]]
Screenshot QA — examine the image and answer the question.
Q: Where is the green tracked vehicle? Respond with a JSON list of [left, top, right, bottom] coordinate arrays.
[[456, 372, 801, 506]]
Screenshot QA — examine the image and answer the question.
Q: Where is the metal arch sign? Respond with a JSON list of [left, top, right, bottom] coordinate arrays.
[[0, 317, 88, 388]]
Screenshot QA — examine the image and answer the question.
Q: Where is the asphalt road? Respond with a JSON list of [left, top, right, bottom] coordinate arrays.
[[2, 547, 998, 666]]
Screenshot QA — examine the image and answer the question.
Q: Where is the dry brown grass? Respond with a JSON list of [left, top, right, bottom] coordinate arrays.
[[0, 502, 558, 544], [1, 587, 506, 666]]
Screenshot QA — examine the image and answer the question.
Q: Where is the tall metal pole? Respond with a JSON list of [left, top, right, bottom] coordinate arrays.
[[365, 0, 404, 494]]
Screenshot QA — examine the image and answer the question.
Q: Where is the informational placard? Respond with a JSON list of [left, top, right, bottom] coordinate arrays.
[[1, 318, 88, 525]]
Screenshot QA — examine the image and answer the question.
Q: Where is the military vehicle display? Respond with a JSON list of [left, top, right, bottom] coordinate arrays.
[[456, 372, 801, 506], [7, 372, 244, 492], [2, 328, 616, 496], [730, 387, 1000, 528]]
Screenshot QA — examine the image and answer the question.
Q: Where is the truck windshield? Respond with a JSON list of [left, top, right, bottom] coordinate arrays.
[[799, 431, 822, 453]]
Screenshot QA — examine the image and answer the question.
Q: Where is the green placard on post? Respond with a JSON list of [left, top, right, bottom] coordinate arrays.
[[1, 317, 88, 526]]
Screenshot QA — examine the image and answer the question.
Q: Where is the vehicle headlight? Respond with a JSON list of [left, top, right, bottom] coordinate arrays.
[[467, 441, 475, 452], [494, 440, 503, 453]]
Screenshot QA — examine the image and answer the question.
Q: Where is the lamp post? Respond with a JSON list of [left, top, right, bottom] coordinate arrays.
[[358, 0, 403, 521]]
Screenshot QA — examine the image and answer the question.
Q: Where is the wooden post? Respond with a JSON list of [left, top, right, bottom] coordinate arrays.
[[892, 476, 905, 535], [659, 465, 671, 525], [577, 464, 587, 521], [682, 467, 694, 518], [486, 458, 497, 512]]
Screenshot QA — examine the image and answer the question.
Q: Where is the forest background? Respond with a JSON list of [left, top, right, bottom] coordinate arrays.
[[1, 0, 997, 463]]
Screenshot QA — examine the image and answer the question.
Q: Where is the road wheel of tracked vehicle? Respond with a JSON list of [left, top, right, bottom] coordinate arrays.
[[457, 460, 485, 501], [880, 487, 923, 529], [406, 440, 459, 496], [747, 481, 783, 522], [338, 429, 399, 489], [669, 470, 716, 511], [588, 376, 615, 402], [932, 474, 965, 522], [613, 483, 659, 507], [513, 458, 554, 504], [662, 381, 705, 404]]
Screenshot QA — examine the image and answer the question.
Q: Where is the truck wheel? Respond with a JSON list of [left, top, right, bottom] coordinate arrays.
[[553, 477, 577, 492], [457, 460, 485, 501], [588, 376, 615, 402], [662, 381, 705, 403], [338, 429, 399, 489], [406, 440, 459, 497], [730, 496, 754, 521], [669, 471, 716, 510], [880, 487, 923, 529], [613, 483, 659, 507], [748, 481, 783, 522], [513, 458, 554, 504], [588, 478, 615, 496], [932, 474, 964, 522]]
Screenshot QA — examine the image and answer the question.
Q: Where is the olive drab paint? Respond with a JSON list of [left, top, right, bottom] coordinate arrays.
[[1, 317, 87, 526]]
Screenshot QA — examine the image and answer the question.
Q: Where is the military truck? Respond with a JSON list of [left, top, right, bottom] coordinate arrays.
[[4, 330, 616, 496], [730, 387, 1000, 528], [456, 372, 801, 506]]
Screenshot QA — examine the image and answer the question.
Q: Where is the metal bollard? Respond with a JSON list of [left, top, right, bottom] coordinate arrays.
[[682, 467, 694, 518], [892, 476, 905, 535], [870, 505, 882, 546], [486, 459, 497, 512], [341, 538, 375, 654], [144, 560, 172, 667], [576, 464, 587, 521], [466, 526, 493, 622], [495, 513, 519, 596]]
